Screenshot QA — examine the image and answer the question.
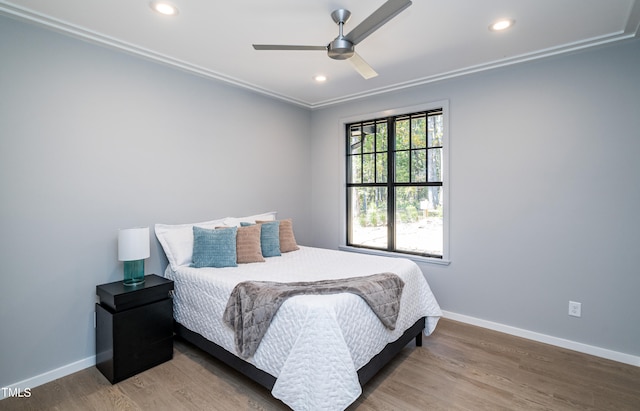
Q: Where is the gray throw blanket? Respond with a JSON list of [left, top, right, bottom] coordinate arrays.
[[223, 273, 405, 359]]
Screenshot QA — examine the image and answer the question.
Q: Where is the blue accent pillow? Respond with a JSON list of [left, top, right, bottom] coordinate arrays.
[[191, 226, 237, 268], [241, 221, 281, 257]]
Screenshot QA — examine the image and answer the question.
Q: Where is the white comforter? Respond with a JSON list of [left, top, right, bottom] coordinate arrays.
[[165, 246, 441, 410]]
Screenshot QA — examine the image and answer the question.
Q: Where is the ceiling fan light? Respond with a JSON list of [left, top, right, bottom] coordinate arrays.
[[489, 19, 514, 31], [150, 1, 179, 16]]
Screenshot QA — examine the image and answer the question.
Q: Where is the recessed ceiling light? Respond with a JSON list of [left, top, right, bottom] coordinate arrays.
[[313, 75, 327, 83], [489, 19, 515, 31], [150, 1, 179, 16]]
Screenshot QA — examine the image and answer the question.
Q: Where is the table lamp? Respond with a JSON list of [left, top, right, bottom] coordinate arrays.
[[118, 227, 150, 286]]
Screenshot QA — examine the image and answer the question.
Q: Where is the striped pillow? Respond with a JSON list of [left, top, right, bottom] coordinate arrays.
[[235, 224, 265, 263]]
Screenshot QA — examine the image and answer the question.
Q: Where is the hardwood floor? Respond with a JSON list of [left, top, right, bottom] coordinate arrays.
[[2, 319, 639, 410]]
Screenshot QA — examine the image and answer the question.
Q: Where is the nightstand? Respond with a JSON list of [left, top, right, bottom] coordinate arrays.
[[95, 274, 174, 384]]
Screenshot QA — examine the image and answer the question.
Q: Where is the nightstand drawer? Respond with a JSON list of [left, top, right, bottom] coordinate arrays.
[[97, 274, 173, 312], [112, 298, 173, 351]]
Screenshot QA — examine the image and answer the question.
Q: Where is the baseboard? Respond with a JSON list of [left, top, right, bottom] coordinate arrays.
[[1, 356, 96, 400], [441, 311, 640, 367]]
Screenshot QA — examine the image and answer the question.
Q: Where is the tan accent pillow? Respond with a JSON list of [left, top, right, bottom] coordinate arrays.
[[217, 225, 265, 263], [257, 218, 299, 253]]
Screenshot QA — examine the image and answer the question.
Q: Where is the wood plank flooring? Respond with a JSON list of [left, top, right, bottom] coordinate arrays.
[[2, 319, 638, 410]]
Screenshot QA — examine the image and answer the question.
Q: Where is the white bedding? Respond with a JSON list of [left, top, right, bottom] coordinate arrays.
[[165, 246, 441, 410]]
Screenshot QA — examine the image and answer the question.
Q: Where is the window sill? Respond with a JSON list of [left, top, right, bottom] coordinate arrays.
[[338, 245, 451, 266]]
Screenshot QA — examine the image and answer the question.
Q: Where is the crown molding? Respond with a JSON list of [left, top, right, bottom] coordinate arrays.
[[2, 0, 639, 110]]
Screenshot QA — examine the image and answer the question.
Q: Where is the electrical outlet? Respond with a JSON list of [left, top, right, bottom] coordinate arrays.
[[568, 301, 582, 317]]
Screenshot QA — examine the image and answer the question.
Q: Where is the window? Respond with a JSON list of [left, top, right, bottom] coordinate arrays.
[[346, 107, 446, 259]]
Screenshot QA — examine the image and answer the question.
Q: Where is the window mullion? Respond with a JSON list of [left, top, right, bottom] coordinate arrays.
[[345, 123, 352, 245], [373, 122, 377, 183], [408, 117, 412, 184], [387, 117, 395, 252], [360, 122, 364, 184]]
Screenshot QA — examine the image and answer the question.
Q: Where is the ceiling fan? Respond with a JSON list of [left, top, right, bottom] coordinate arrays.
[[252, 0, 412, 80]]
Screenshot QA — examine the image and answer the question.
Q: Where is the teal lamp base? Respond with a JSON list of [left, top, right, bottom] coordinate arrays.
[[123, 260, 145, 286]]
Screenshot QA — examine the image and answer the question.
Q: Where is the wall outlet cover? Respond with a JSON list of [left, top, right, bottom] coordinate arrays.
[[569, 301, 582, 317]]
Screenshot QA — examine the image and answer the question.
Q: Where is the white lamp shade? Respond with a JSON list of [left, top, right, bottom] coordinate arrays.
[[118, 227, 150, 261]]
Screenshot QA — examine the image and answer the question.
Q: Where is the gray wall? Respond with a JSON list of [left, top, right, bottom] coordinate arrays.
[[0, 16, 311, 387], [309, 38, 640, 357]]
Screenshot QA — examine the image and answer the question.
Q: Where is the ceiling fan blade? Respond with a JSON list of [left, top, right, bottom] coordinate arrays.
[[349, 53, 378, 79], [344, 0, 412, 45], [253, 45, 327, 51]]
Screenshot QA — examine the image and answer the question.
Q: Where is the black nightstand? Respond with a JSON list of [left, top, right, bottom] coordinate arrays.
[[95, 274, 174, 384]]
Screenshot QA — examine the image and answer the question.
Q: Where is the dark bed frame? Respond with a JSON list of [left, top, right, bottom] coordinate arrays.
[[174, 316, 425, 390]]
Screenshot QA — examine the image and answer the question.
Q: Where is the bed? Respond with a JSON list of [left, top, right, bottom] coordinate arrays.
[[155, 213, 441, 410]]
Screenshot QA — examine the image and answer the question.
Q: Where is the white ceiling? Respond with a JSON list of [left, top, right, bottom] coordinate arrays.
[[2, 0, 639, 109]]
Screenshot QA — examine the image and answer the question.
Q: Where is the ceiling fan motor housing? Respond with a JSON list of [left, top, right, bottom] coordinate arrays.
[[328, 38, 355, 60]]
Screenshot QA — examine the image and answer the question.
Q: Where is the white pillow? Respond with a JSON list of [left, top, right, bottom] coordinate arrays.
[[155, 218, 226, 269], [223, 211, 277, 227]]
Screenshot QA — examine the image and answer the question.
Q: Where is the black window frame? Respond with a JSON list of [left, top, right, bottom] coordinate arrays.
[[346, 108, 444, 259]]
